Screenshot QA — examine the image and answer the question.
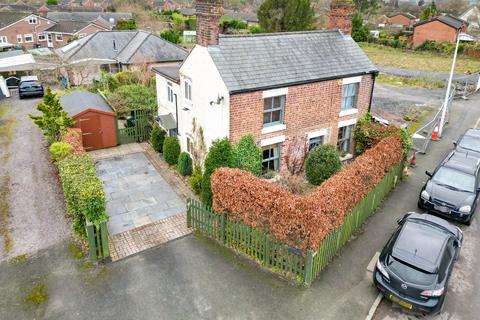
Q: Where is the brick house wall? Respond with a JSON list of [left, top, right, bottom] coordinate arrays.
[[389, 15, 414, 27], [46, 24, 108, 48], [412, 20, 466, 46], [229, 74, 374, 170], [0, 15, 54, 49]]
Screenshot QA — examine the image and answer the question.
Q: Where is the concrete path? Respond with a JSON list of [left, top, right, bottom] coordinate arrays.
[[96, 152, 186, 235]]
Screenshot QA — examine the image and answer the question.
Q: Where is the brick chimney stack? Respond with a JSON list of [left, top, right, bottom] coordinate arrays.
[[327, 0, 354, 35], [196, 0, 223, 47]]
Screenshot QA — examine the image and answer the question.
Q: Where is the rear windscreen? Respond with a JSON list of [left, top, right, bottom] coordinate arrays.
[[20, 81, 41, 88], [387, 256, 437, 286]]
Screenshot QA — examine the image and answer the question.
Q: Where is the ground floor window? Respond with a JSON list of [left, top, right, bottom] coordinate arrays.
[[0, 36, 7, 43], [24, 34, 33, 42], [262, 144, 280, 173], [38, 33, 46, 41], [308, 136, 324, 151], [337, 125, 354, 154]]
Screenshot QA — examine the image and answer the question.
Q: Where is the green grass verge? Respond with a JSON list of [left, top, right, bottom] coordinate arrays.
[[377, 74, 445, 89]]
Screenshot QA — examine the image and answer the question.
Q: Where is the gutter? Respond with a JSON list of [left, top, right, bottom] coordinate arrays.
[[229, 71, 379, 95]]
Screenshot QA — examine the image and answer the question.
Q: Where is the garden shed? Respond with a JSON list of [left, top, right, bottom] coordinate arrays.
[[60, 90, 117, 151]]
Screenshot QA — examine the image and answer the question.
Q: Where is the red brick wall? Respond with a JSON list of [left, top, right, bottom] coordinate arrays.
[[327, 2, 354, 35], [229, 75, 374, 169], [47, 25, 107, 49], [0, 15, 53, 49], [196, 0, 222, 46], [412, 20, 463, 46], [389, 15, 414, 27]]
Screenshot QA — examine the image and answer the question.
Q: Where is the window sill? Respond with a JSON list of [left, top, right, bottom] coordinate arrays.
[[261, 124, 286, 134], [340, 153, 353, 162], [339, 108, 358, 117]]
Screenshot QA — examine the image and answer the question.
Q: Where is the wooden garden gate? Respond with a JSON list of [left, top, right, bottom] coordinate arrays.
[[117, 109, 154, 145]]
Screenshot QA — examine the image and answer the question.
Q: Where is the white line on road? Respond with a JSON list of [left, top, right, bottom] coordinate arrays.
[[365, 293, 383, 320]]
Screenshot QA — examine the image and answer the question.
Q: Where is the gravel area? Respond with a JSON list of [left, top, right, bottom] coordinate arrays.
[[0, 95, 70, 261]]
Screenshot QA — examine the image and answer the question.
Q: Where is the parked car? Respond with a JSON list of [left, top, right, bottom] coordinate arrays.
[[418, 151, 480, 225], [454, 128, 480, 157], [374, 212, 463, 315], [18, 76, 44, 99]]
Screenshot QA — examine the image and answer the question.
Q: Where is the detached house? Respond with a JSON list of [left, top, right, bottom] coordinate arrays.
[[412, 15, 469, 47], [0, 12, 55, 49], [154, 0, 378, 173], [387, 13, 416, 28]]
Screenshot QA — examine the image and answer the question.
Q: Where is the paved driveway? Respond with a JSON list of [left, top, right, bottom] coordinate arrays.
[[96, 152, 186, 235]]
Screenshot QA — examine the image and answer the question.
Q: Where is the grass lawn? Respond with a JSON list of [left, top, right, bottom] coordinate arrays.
[[376, 74, 445, 89], [359, 43, 480, 74]]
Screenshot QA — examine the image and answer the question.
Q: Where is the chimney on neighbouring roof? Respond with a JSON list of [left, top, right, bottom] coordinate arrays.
[[327, 0, 354, 35], [196, 0, 223, 47]]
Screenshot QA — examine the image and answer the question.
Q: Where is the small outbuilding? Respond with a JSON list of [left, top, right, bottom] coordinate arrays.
[[60, 90, 117, 151]]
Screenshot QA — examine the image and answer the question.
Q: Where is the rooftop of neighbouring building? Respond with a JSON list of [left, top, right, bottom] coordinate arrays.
[[414, 14, 468, 29]]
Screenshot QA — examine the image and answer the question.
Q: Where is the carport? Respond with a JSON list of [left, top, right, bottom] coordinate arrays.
[[60, 90, 117, 151]]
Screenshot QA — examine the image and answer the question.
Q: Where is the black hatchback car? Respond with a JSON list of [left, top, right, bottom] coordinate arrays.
[[418, 151, 480, 224], [374, 213, 463, 315], [18, 76, 44, 99], [454, 128, 480, 158]]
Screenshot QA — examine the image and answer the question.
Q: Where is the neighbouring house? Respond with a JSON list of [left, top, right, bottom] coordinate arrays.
[[386, 13, 416, 28], [0, 12, 56, 49], [44, 20, 109, 48], [46, 12, 132, 29], [412, 14, 469, 47], [154, 0, 378, 173], [60, 90, 117, 150], [56, 30, 187, 85], [177, 7, 259, 27], [459, 6, 480, 33]]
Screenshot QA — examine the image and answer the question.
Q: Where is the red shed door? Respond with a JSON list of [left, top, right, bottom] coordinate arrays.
[[79, 115, 102, 151]]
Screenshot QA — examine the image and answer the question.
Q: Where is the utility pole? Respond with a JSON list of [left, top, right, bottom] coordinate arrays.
[[439, 32, 460, 137]]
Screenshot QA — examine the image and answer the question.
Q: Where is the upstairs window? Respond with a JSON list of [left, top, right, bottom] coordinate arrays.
[[184, 81, 192, 101], [341, 83, 359, 110], [167, 81, 174, 103], [263, 95, 285, 127], [28, 16, 38, 24]]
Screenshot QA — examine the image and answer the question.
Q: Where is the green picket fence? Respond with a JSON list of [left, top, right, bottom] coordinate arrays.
[[187, 161, 404, 286], [86, 219, 110, 261]]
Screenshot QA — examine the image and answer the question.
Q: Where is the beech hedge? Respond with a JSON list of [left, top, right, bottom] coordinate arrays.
[[58, 154, 107, 238], [211, 136, 403, 252]]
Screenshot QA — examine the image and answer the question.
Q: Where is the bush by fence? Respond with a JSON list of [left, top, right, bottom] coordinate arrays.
[[211, 136, 403, 252], [61, 128, 85, 155], [57, 154, 108, 238]]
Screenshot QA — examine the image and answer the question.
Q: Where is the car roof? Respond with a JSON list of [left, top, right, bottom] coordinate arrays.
[[442, 151, 479, 175], [20, 76, 38, 82], [392, 217, 450, 273], [464, 128, 480, 139]]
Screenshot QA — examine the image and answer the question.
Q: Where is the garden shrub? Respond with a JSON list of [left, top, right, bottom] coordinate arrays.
[[163, 136, 180, 165], [108, 84, 156, 113], [61, 128, 85, 154], [57, 154, 107, 238], [231, 135, 262, 176], [49, 142, 73, 162], [305, 145, 342, 186], [150, 126, 166, 153], [211, 136, 403, 252], [354, 113, 412, 159], [160, 29, 181, 44], [178, 152, 193, 176], [201, 138, 232, 206], [190, 165, 203, 195]]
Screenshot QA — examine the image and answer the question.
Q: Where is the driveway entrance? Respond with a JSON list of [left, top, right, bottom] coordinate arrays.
[[96, 152, 186, 235]]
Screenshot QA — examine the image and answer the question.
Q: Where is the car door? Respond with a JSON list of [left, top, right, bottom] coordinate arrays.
[[444, 238, 456, 282]]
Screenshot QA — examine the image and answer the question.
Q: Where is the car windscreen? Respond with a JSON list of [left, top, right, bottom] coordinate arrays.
[[433, 166, 475, 192], [20, 81, 41, 89], [459, 135, 480, 152], [387, 255, 437, 286]]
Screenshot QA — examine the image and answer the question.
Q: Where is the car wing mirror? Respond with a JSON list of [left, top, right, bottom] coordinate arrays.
[[425, 171, 433, 177], [453, 141, 457, 147]]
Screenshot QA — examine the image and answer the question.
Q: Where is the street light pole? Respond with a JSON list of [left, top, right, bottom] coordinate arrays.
[[439, 31, 461, 137]]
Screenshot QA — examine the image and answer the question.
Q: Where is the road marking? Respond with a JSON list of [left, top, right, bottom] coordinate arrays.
[[474, 117, 480, 129], [365, 293, 383, 320]]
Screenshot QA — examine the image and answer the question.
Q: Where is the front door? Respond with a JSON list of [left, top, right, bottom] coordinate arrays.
[[79, 115, 103, 151], [47, 33, 53, 48]]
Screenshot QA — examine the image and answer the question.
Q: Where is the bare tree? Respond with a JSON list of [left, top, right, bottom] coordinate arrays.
[[284, 135, 309, 175]]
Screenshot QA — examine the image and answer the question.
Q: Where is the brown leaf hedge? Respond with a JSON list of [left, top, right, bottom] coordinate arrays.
[[211, 136, 403, 252]]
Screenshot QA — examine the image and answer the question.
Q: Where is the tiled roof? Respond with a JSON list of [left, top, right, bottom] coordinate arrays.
[[152, 62, 181, 82], [414, 14, 468, 29], [44, 20, 92, 34], [0, 12, 29, 28], [60, 90, 113, 116], [208, 30, 378, 94], [46, 11, 132, 24]]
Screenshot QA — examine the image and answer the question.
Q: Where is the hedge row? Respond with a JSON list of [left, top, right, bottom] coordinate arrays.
[[57, 154, 107, 238], [61, 128, 85, 155], [211, 136, 403, 252]]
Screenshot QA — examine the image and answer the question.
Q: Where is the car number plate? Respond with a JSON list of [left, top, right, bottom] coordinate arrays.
[[434, 205, 449, 213], [389, 294, 413, 310]]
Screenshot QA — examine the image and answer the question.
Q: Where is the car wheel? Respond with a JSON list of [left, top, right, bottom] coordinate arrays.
[[417, 200, 424, 210], [465, 215, 472, 226]]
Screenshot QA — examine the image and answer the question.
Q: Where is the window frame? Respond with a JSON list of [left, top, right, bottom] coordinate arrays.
[[28, 16, 38, 24], [262, 143, 281, 173], [184, 80, 192, 101], [308, 135, 324, 151], [16, 34, 22, 43], [24, 34, 33, 43], [37, 33, 46, 41], [167, 81, 174, 103], [263, 95, 285, 127], [337, 124, 354, 154], [341, 82, 359, 111], [55, 33, 63, 41], [0, 36, 6, 43]]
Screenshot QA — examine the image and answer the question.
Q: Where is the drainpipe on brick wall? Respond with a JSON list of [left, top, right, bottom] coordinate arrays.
[[368, 72, 378, 113]]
